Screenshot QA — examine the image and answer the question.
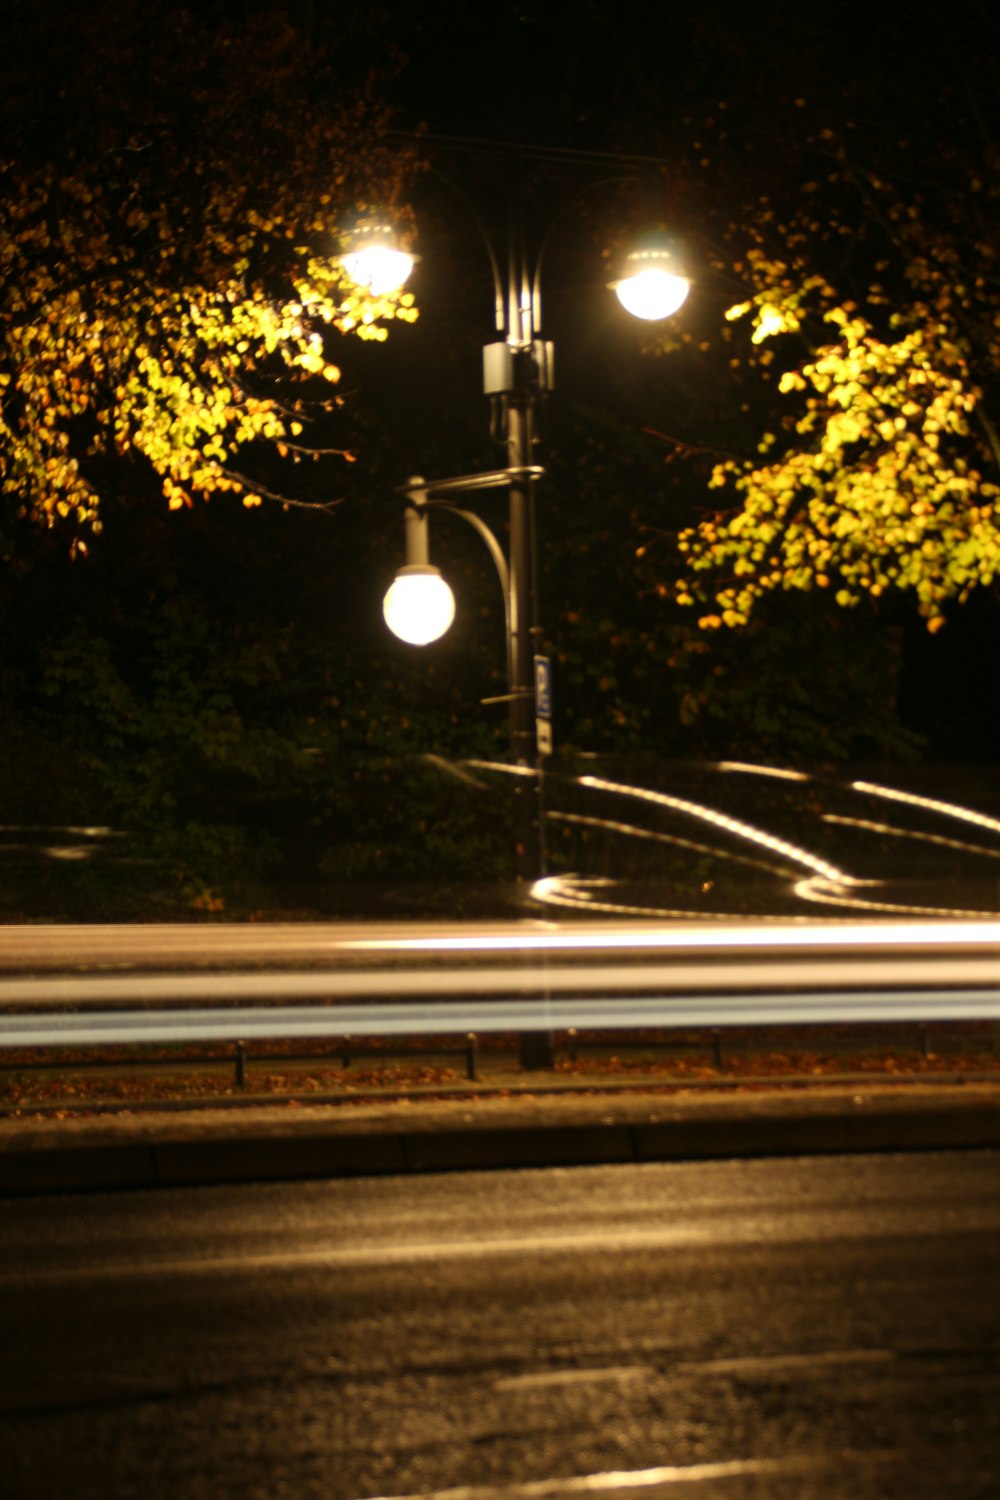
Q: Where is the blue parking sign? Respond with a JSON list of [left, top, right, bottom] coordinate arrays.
[[534, 655, 552, 718], [534, 656, 553, 754]]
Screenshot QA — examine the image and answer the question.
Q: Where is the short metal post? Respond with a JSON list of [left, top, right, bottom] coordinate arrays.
[[235, 1041, 247, 1089], [567, 1028, 578, 1063], [466, 1034, 478, 1081], [712, 1029, 725, 1068]]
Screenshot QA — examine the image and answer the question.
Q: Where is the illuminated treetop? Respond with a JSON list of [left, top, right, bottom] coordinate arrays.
[[579, 13, 999, 638], [0, 1, 418, 539]]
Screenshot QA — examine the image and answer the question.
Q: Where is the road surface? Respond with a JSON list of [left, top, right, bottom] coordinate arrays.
[[2, 1151, 999, 1498]]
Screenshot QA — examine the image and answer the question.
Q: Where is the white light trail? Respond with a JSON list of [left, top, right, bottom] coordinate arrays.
[[714, 762, 811, 782], [528, 875, 751, 921], [465, 759, 539, 779], [5, 987, 1000, 1047], [5, 920, 1000, 973], [528, 875, 814, 923], [546, 812, 793, 876], [342, 919, 1000, 953], [822, 814, 1000, 860], [793, 876, 998, 920], [853, 780, 1000, 835], [6, 954, 997, 1008], [577, 775, 851, 883]]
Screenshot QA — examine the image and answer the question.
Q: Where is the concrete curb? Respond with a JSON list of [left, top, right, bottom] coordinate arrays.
[[2, 1084, 1000, 1194]]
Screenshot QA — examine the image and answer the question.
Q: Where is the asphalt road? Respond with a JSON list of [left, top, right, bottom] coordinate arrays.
[[2, 1151, 1000, 1499]]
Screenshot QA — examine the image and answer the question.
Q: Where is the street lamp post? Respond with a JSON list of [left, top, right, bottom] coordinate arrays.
[[392, 463, 547, 880], [344, 173, 690, 1068], [374, 207, 562, 892]]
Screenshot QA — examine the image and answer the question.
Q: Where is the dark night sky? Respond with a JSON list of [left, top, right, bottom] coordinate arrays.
[[377, 3, 997, 149]]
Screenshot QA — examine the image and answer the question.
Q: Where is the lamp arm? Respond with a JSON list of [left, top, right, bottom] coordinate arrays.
[[426, 166, 507, 335], [439, 504, 513, 691], [444, 505, 510, 619], [530, 173, 631, 332], [401, 493, 510, 622], [400, 470, 544, 702], [400, 475, 513, 685], [402, 465, 543, 499]]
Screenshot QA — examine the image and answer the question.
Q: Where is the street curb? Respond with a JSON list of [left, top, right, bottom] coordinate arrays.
[[2, 1086, 1000, 1193]]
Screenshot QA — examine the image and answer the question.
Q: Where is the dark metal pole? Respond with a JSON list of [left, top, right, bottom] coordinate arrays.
[[506, 393, 539, 880], [392, 169, 556, 1070], [506, 189, 554, 1072], [509, 404, 553, 1071]]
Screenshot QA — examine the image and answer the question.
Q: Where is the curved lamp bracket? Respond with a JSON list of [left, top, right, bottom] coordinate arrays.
[[391, 470, 544, 699]]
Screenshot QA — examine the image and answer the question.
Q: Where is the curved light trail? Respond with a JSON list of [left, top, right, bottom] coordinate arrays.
[[852, 779, 1000, 835]]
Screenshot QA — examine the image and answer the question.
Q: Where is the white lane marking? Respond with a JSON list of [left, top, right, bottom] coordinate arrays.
[[495, 1366, 650, 1391], [492, 1349, 895, 1394], [7, 1190, 1000, 1288], [673, 1348, 896, 1376], [0, 1226, 716, 1286], [365, 1451, 899, 1500]]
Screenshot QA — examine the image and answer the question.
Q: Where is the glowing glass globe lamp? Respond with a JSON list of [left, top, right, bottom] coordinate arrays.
[[612, 238, 690, 321], [383, 565, 456, 646], [340, 224, 415, 296]]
